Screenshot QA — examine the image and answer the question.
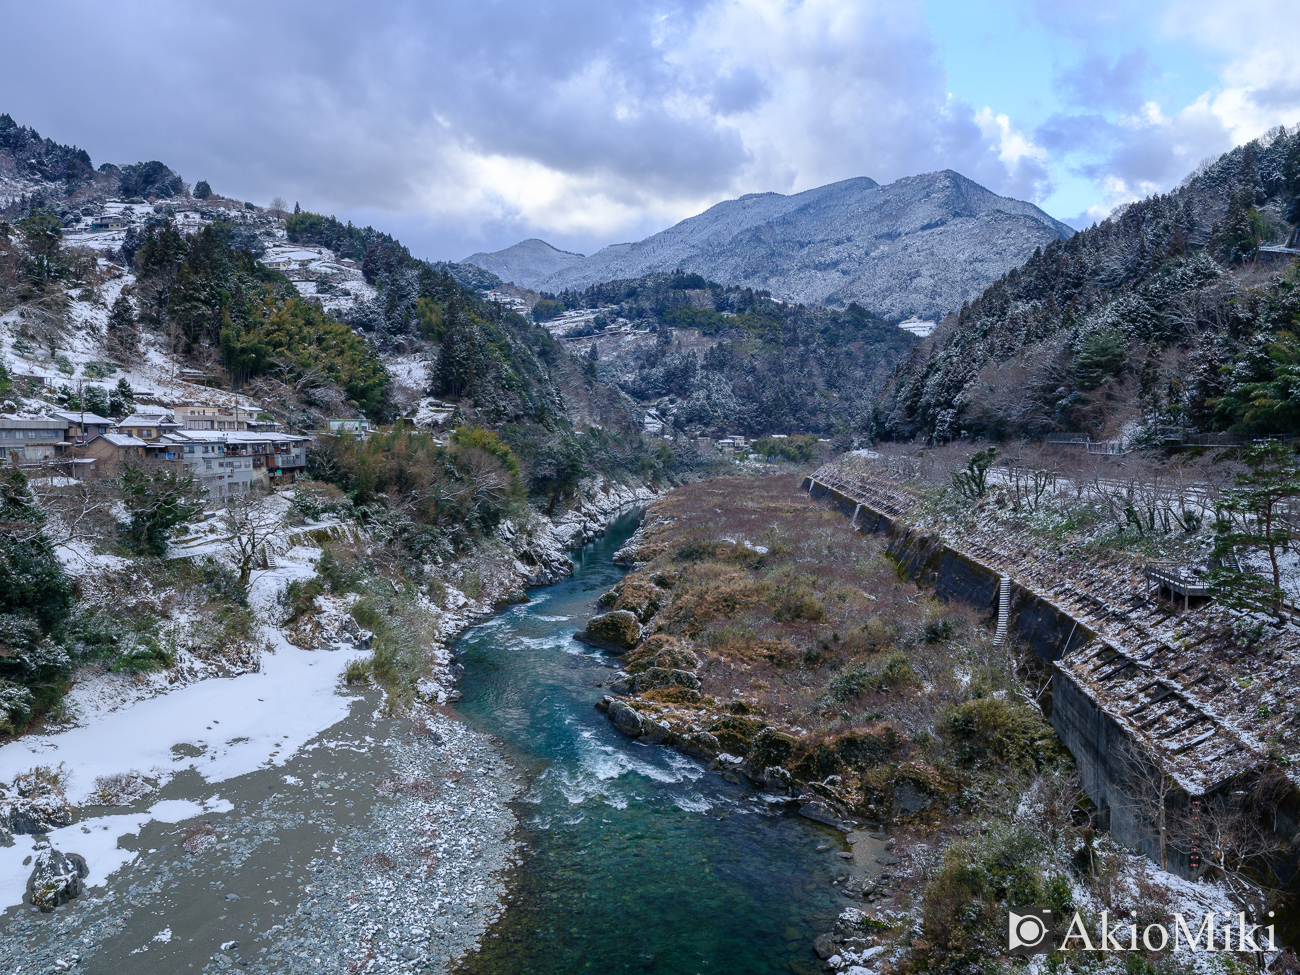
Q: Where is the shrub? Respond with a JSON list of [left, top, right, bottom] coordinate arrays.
[[90, 771, 154, 806], [344, 657, 373, 685], [944, 696, 1064, 771], [282, 576, 325, 623], [181, 822, 217, 854], [770, 588, 825, 623], [917, 831, 1045, 974], [828, 652, 916, 701]]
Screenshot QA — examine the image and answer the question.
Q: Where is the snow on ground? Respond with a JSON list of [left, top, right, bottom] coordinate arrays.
[[0, 625, 364, 808], [1241, 545, 1300, 605], [0, 577, 365, 911], [0, 795, 232, 910], [385, 354, 428, 390]]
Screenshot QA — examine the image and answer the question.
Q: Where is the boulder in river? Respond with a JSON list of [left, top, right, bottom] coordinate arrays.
[[27, 846, 88, 911], [598, 696, 646, 737], [578, 610, 642, 650]]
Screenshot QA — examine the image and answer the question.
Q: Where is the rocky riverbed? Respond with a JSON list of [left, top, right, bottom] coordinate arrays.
[[0, 477, 656, 974], [0, 692, 523, 975]]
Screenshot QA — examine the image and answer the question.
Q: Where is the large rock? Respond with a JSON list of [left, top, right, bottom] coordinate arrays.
[[579, 611, 642, 650], [798, 801, 842, 828], [746, 728, 797, 770], [3, 775, 73, 835], [27, 846, 88, 911], [612, 580, 662, 622], [624, 635, 701, 673], [601, 697, 646, 737], [633, 667, 700, 693]]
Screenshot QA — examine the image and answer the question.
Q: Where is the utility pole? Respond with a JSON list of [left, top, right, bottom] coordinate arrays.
[[77, 378, 84, 481]]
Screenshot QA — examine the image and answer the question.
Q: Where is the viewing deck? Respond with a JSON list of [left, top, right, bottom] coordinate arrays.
[[1144, 562, 1210, 610]]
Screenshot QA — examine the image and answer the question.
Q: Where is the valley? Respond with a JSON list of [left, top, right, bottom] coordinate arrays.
[[3, 92, 1300, 975]]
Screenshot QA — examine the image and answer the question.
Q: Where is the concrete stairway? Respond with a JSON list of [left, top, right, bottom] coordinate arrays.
[[993, 575, 1010, 645]]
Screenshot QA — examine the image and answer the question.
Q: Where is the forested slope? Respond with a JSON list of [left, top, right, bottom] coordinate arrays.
[[878, 127, 1300, 442], [546, 272, 916, 436]]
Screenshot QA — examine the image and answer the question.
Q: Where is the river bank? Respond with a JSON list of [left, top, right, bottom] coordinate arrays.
[[0, 477, 655, 973]]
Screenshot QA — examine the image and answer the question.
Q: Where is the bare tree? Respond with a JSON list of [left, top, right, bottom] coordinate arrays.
[[268, 197, 289, 219], [1165, 772, 1291, 901], [1112, 735, 1181, 872], [222, 493, 288, 587]]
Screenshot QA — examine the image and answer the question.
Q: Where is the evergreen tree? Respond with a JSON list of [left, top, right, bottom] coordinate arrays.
[[1207, 442, 1300, 616], [0, 466, 73, 731], [120, 465, 202, 557], [1221, 188, 1265, 264], [431, 299, 484, 400], [194, 180, 212, 199], [19, 213, 64, 285], [106, 291, 139, 358], [83, 384, 110, 418], [120, 226, 141, 267], [108, 378, 135, 418]]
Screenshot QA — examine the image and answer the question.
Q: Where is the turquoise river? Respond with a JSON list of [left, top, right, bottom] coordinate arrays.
[[454, 511, 847, 975]]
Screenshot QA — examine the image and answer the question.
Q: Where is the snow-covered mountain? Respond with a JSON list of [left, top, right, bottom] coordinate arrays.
[[466, 171, 1074, 320], [462, 238, 587, 289]]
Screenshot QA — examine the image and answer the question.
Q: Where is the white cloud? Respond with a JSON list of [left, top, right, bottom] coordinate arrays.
[[0, 0, 1056, 259], [975, 107, 1049, 168]]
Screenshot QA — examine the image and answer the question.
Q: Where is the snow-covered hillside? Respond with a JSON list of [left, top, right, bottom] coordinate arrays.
[[0, 198, 387, 417], [467, 171, 1074, 320]]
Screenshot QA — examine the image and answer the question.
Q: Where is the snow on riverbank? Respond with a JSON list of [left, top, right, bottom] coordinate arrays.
[[0, 622, 365, 909], [0, 796, 232, 910], [0, 633, 364, 808]]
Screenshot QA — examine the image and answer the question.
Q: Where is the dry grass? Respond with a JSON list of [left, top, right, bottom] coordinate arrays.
[[180, 822, 217, 855], [600, 474, 1064, 829], [625, 475, 984, 737]]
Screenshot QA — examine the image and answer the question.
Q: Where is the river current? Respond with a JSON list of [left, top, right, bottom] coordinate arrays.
[[455, 511, 845, 975]]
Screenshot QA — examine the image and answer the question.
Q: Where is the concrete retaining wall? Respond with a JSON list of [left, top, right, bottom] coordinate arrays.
[[801, 476, 1176, 867]]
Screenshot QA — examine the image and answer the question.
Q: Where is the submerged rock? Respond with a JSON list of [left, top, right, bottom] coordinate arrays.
[[27, 846, 88, 911]]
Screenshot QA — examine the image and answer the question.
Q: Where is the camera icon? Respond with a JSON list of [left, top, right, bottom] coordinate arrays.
[[1008, 908, 1055, 956]]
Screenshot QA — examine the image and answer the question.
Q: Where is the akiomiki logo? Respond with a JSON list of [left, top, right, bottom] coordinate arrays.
[[1006, 909, 1277, 956]]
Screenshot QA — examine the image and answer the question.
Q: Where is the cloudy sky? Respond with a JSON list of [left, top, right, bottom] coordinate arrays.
[[3, 0, 1298, 261]]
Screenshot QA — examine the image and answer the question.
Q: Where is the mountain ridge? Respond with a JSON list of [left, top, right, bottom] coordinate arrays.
[[466, 170, 1073, 319]]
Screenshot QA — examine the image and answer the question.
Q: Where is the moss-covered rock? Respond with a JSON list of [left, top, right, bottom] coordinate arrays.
[[634, 666, 701, 693], [614, 579, 662, 622], [580, 610, 642, 650], [708, 714, 766, 753], [891, 761, 951, 815], [641, 686, 703, 705], [623, 634, 701, 673], [746, 727, 797, 770]]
